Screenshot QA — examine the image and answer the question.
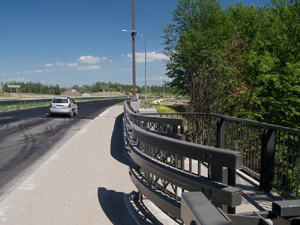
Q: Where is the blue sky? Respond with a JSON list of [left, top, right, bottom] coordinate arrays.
[[0, 0, 269, 88]]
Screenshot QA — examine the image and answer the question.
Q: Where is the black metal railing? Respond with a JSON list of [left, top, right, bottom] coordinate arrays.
[[124, 101, 243, 219], [123, 101, 300, 224], [140, 111, 300, 198]]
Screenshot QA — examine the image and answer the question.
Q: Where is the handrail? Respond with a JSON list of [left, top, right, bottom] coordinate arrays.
[[128, 143, 242, 207], [124, 100, 185, 134], [123, 101, 243, 219], [123, 100, 300, 224], [142, 112, 300, 135], [131, 123, 243, 169], [141, 110, 300, 197]]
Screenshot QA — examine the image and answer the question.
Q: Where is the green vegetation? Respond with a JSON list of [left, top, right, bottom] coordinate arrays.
[[1, 81, 176, 96], [0, 101, 50, 112], [163, 0, 300, 128], [155, 105, 178, 113]]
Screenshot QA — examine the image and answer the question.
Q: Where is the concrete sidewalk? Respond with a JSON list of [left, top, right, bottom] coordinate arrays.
[[0, 105, 285, 225], [0, 105, 137, 225]]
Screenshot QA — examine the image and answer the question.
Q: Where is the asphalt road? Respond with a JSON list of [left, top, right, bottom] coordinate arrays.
[[0, 98, 125, 200]]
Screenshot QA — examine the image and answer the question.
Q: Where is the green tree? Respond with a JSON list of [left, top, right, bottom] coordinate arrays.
[[71, 85, 80, 92], [163, 0, 300, 128]]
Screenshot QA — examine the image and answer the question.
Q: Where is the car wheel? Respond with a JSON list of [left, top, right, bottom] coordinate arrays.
[[69, 110, 74, 117]]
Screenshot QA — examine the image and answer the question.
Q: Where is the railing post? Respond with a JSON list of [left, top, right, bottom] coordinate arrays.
[[210, 117, 227, 184], [217, 117, 226, 149], [260, 128, 276, 192], [211, 118, 236, 214]]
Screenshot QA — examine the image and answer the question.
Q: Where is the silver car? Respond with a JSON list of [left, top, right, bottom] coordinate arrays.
[[49, 96, 78, 117]]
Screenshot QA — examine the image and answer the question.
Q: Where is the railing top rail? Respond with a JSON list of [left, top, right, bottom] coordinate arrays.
[[141, 112, 300, 135], [131, 123, 243, 169]]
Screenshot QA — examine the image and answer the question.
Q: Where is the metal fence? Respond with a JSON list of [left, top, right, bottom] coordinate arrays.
[[124, 101, 243, 220], [141, 112, 300, 199], [123, 101, 300, 224]]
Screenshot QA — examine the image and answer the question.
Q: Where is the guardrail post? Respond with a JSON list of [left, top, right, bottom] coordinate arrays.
[[260, 128, 275, 192], [138, 121, 147, 151]]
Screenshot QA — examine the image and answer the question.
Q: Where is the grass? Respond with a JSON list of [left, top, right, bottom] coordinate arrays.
[[0, 101, 50, 112], [0, 97, 127, 112]]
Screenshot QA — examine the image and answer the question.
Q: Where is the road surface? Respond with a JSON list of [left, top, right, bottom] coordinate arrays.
[[0, 99, 124, 201]]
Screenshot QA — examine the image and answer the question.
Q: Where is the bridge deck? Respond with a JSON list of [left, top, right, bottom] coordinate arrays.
[[236, 169, 284, 213]]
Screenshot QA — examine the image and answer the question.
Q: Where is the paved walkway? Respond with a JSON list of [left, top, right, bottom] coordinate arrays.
[[0, 106, 137, 225], [0, 105, 285, 225]]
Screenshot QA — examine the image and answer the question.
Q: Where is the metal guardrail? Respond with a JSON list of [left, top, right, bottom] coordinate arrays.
[[181, 192, 300, 225], [140, 112, 300, 199], [123, 101, 300, 224], [124, 101, 243, 219]]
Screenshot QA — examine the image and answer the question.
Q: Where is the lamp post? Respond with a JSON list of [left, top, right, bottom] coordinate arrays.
[[131, 0, 138, 101], [163, 81, 166, 99], [122, 30, 147, 108]]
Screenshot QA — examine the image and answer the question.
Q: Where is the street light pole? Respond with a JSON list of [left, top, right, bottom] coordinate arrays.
[[122, 29, 147, 108], [145, 35, 147, 108], [163, 81, 166, 99], [137, 33, 147, 108], [131, 0, 138, 101]]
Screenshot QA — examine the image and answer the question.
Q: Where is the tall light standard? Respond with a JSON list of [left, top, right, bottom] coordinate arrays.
[[131, 0, 137, 101], [163, 81, 166, 99], [122, 30, 147, 108]]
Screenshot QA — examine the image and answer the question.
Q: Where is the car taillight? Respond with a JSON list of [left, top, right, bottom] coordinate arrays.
[[68, 103, 71, 108], [50, 103, 52, 108]]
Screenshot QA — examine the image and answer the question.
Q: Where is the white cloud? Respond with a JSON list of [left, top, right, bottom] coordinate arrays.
[[148, 76, 172, 81], [56, 62, 65, 66], [44, 63, 54, 67], [45, 68, 53, 72], [9, 77, 25, 82], [76, 66, 101, 71], [109, 60, 114, 63], [34, 70, 44, 73], [147, 52, 169, 62], [24, 70, 44, 73], [78, 55, 101, 64], [102, 57, 107, 60], [127, 51, 169, 63], [66, 63, 78, 67], [0, 72, 6, 77]]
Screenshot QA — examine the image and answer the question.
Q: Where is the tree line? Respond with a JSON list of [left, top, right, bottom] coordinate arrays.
[[1, 81, 175, 96], [163, 0, 300, 128]]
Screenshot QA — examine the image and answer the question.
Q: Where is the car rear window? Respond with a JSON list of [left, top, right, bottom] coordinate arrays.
[[53, 99, 68, 103]]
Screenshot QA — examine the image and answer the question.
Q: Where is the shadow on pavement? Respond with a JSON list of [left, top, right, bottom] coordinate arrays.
[[110, 113, 133, 166], [97, 187, 136, 224]]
